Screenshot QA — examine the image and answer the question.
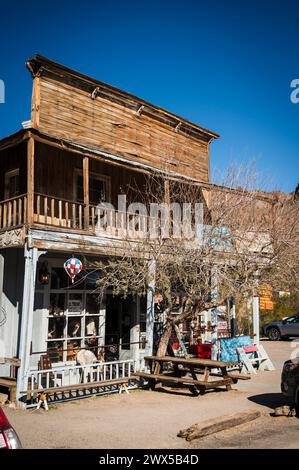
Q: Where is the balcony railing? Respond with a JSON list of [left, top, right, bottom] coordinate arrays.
[[34, 193, 85, 230], [0, 194, 27, 230], [33, 194, 149, 237], [0, 193, 158, 240], [0, 193, 194, 241]]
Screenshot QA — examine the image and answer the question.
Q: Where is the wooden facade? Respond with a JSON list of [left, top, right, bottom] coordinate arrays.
[[28, 55, 219, 182], [0, 55, 222, 253], [0, 56, 278, 407]]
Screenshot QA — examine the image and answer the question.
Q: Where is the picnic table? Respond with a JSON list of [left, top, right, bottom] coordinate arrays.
[[134, 355, 250, 396]]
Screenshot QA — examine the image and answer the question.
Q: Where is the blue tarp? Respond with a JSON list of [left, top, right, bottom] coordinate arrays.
[[220, 336, 252, 362]]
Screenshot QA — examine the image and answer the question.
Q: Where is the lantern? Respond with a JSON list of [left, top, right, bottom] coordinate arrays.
[[39, 262, 50, 285], [64, 257, 83, 283]]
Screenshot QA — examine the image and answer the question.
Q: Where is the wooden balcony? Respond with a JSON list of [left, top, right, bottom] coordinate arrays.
[[0, 193, 202, 253], [33, 193, 149, 237], [0, 193, 152, 240], [0, 194, 28, 230], [34, 193, 85, 230]]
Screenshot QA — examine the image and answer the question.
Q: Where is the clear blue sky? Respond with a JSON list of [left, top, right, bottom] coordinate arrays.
[[0, 0, 298, 192]]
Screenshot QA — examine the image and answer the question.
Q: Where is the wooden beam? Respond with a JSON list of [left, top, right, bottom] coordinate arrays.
[[178, 410, 261, 441], [0, 130, 30, 152], [201, 188, 211, 209], [164, 179, 170, 205], [83, 156, 89, 230], [31, 77, 40, 129], [27, 137, 35, 225]]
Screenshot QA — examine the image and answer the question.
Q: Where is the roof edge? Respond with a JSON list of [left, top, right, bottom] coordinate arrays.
[[26, 54, 220, 142]]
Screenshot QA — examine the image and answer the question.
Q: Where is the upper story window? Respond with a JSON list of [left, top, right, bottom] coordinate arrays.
[[5, 168, 20, 199], [74, 169, 111, 205]]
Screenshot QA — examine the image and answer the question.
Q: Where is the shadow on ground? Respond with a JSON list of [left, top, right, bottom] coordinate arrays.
[[248, 392, 291, 409], [147, 384, 230, 397]]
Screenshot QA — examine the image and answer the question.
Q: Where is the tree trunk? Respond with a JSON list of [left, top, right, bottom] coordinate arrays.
[[154, 321, 173, 375], [156, 321, 173, 357]]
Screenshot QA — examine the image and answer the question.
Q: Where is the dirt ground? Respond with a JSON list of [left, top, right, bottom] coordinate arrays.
[[4, 340, 299, 449]]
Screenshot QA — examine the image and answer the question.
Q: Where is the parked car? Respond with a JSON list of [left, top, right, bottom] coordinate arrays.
[[0, 407, 22, 449], [281, 358, 299, 413], [262, 314, 299, 340]]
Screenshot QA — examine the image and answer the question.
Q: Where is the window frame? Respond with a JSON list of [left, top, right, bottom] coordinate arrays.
[[4, 168, 20, 199], [73, 168, 111, 205], [46, 268, 104, 364]]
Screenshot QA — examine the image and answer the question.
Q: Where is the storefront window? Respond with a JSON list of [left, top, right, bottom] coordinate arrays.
[[85, 270, 102, 290], [67, 340, 81, 361], [68, 293, 83, 314], [47, 341, 64, 363], [50, 267, 69, 289], [49, 293, 65, 315], [48, 317, 65, 339], [67, 318, 82, 338], [85, 316, 99, 336], [47, 267, 103, 363], [86, 293, 99, 314]]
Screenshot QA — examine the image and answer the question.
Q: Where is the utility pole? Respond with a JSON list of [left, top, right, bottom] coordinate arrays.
[[229, 297, 237, 337], [253, 270, 260, 345], [253, 295, 260, 345]]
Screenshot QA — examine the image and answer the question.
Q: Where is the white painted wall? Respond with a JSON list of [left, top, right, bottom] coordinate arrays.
[[0, 248, 24, 376]]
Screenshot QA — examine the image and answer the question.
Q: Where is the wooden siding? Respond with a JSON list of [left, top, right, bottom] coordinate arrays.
[[0, 143, 27, 200], [34, 143, 147, 206], [36, 76, 211, 181]]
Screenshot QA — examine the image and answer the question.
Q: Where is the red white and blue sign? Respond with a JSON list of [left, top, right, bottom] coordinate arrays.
[[64, 257, 83, 283]]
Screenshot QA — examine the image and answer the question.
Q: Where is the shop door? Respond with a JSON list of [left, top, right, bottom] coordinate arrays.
[[105, 294, 137, 361]]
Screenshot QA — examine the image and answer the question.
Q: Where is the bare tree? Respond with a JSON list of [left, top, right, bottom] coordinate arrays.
[[92, 164, 299, 358]]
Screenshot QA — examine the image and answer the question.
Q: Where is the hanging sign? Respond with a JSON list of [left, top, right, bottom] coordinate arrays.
[[64, 257, 83, 283], [259, 284, 274, 310]]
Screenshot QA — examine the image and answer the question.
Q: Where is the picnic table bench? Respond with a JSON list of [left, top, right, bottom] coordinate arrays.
[[133, 356, 250, 396]]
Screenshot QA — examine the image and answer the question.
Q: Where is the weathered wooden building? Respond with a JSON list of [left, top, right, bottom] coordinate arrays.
[[0, 55, 220, 406]]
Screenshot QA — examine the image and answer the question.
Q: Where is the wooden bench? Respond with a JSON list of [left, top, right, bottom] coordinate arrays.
[[133, 371, 234, 395], [159, 366, 250, 382], [134, 355, 248, 396]]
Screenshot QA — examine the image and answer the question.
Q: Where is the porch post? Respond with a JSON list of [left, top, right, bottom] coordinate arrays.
[[0, 253, 4, 361], [130, 297, 140, 369], [27, 136, 35, 225], [16, 243, 38, 407], [252, 270, 260, 345], [230, 297, 237, 337], [145, 260, 156, 359], [83, 156, 89, 230], [210, 268, 218, 360], [252, 295, 260, 345], [98, 301, 106, 349]]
